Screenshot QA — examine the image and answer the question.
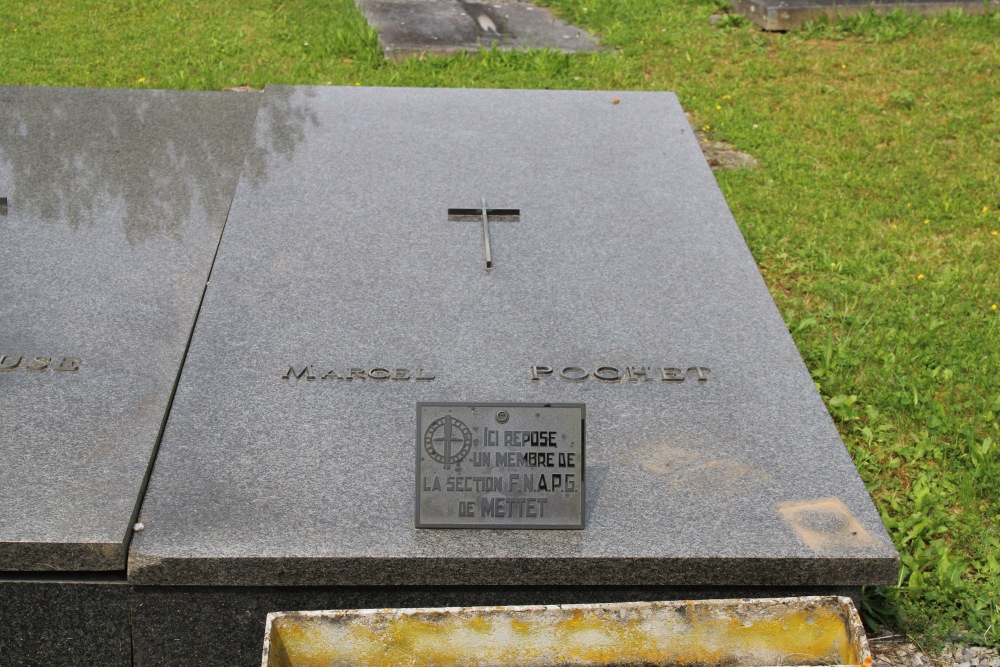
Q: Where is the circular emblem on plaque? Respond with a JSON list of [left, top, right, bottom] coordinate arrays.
[[423, 415, 473, 465]]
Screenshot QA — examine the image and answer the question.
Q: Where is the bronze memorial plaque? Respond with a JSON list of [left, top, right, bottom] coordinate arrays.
[[416, 402, 585, 529]]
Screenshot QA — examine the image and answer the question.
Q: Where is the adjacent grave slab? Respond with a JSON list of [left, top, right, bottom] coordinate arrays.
[[359, 0, 601, 58], [130, 86, 898, 588], [732, 0, 999, 30], [0, 86, 259, 571]]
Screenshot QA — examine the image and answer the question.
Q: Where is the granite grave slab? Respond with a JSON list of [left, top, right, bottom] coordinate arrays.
[[0, 85, 259, 572], [129, 85, 899, 593]]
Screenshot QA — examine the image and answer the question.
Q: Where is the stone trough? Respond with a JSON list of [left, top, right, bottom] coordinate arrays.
[[262, 596, 871, 667]]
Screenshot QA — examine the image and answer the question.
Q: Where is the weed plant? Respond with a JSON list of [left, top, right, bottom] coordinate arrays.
[[2, 0, 998, 648]]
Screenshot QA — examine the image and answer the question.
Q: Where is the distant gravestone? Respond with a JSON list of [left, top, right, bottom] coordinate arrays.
[[358, 0, 602, 58], [130, 86, 897, 594], [731, 0, 999, 30], [0, 86, 257, 572]]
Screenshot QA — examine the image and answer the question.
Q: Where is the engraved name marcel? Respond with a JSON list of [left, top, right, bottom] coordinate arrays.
[[283, 366, 436, 381], [0, 355, 82, 372]]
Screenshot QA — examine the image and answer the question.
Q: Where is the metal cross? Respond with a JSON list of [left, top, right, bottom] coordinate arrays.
[[448, 199, 519, 272]]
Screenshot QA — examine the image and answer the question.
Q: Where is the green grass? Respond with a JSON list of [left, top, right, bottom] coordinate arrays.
[[2, 0, 999, 648]]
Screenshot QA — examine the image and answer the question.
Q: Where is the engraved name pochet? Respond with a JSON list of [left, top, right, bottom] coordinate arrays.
[[283, 366, 435, 381], [531, 365, 710, 382], [0, 355, 82, 372], [416, 403, 585, 529]]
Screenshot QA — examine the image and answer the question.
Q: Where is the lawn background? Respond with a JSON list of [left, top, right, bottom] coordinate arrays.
[[2, 0, 998, 648]]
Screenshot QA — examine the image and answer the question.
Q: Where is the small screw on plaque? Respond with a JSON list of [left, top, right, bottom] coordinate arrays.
[[496, 410, 509, 424]]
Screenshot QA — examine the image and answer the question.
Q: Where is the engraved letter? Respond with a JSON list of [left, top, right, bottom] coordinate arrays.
[[688, 367, 711, 382], [321, 370, 342, 380], [593, 366, 621, 382], [624, 367, 652, 382], [0, 355, 24, 371], [54, 357, 83, 372], [559, 367, 588, 382], [393, 368, 411, 381], [282, 366, 315, 380], [660, 367, 684, 382], [415, 369, 435, 382], [26, 356, 53, 372], [368, 368, 390, 381], [481, 497, 496, 517], [531, 366, 553, 381]]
